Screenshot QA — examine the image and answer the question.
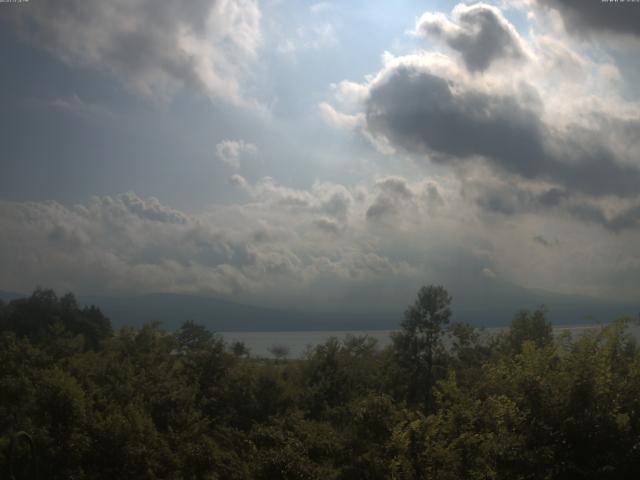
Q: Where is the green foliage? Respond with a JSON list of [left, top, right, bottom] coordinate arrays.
[[391, 285, 452, 408], [269, 344, 291, 361], [2, 286, 640, 479], [229, 340, 251, 358], [177, 320, 215, 353], [303, 336, 385, 419], [505, 307, 554, 353], [0, 288, 112, 351], [250, 413, 340, 479]]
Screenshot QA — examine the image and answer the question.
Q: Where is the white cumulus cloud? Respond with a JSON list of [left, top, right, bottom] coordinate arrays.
[[216, 139, 258, 168]]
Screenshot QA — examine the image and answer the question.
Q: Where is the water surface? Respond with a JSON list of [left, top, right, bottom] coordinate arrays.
[[221, 323, 640, 358]]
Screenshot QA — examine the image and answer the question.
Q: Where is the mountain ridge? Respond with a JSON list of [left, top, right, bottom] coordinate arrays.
[[2, 288, 638, 332]]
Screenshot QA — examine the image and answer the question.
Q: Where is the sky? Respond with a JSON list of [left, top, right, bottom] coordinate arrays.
[[1, 0, 640, 313]]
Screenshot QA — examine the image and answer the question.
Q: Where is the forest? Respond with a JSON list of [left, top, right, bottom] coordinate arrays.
[[1, 286, 640, 479]]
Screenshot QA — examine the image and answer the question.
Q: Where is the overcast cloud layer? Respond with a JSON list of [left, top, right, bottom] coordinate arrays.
[[1, 0, 640, 309]]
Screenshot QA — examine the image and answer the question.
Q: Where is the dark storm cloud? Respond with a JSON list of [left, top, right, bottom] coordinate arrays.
[[569, 203, 640, 233], [537, 0, 640, 37], [418, 3, 525, 72], [365, 63, 640, 199], [474, 181, 640, 232], [475, 184, 568, 216], [608, 205, 640, 232], [367, 66, 546, 176]]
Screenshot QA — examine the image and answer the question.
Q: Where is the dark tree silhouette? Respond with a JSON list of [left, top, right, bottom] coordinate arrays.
[[268, 344, 290, 362], [1, 288, 111, 350], [230, 340, 250, 358], [507, 307, 552, 352], [392, 285, 452, 409], [176, 320, 214, 353]]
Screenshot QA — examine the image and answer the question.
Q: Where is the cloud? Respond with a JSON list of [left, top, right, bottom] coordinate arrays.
[[533, 235, 552, 247], [50, 94, 113, 119], [568, 202, 640, 233], [278, 22, 336, 55], [363, 53, 640, 199], [2, 0, 262, 106], [318, 102, 364, 130], [365, 176, 444, 225], [311, 2, 640, 300], [313, 217, 342, 235], [366, 59, 546, 172], [481, 267, 497, 279], [536, 0, 640, 38], [310, 2, 332, 15], [365, 195, 396, 222], [232, 176, 354, 222], [474, 182, 568, 216], [471, 177, 640, 233], [216, 139, 258, 168], [0, 187, 424, 308], [1, 174, 640, 306], [417, 3, 526, 72], [117, 192, 189, 224], [2, 1, 640, 308], [320, 0, 640, 237]]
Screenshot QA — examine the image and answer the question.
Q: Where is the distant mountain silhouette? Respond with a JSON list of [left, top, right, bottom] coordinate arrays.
[[0, 290, 26, 302], [79, 293, 397, 331], [450, 277, 640, 327], [2, 288, 638, 331]]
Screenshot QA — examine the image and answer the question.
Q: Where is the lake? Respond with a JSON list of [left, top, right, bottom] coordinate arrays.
[[220, 323, 640, 358]]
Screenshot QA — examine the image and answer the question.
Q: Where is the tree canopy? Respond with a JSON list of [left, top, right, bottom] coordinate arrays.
[[1, 286, 640, 479], [392, 285, 452, 408]]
